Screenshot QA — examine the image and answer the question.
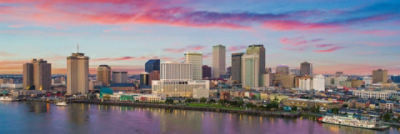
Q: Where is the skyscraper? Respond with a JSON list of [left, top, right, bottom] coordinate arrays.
[[276, 65, 289, 75], [97, 65, 111, 86], [372, 69, 388, 83], [245, 44, 265, 86], [202, 65, 212, 79], [184, 52, 203, 80], [112, 71, 128, 83], [23, 59, 51, 90], [212, 44, 226, 78], [231, 53, 244, 83], [145, 59, 160, 73], [242, 54, 260, 89], [140, 72, 149, 87], [23, 63, 33, 90], [67, 53, 89, 95], [300, 62, 313, 76]]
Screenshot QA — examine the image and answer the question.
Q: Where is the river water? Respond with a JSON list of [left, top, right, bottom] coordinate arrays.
[[0, 102, 398, 134]]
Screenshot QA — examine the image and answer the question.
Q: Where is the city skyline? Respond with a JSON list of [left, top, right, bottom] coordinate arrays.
[[0, 0, 400, 75]]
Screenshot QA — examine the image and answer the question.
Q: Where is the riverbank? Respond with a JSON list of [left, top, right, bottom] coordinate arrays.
[[71, 100, 301, 118]]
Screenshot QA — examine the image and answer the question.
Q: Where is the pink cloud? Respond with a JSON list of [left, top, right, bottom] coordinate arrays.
[[163, 45, 205, 53], [314, 46, 344, 53], [263, 20, 341, 31]]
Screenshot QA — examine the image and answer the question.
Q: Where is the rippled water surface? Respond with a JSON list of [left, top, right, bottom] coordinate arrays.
[[0, 102, 398, 134]]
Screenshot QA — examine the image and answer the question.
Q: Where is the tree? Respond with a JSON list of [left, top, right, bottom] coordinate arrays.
[[165, 98, 174, 104], [208, 99, 216, 104], [200, 97, 207, 103], [382, 112, 391, 122], [292, 106, 298, 112]]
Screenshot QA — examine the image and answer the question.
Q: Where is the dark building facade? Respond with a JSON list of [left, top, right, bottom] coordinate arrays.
[[140, 73, 149, 88], [145, 59, 160, 73], [231, 53, 244, 83], [300, 62, 312, 76], [202, 65, 212, 79], [391, 75, 400, 83]]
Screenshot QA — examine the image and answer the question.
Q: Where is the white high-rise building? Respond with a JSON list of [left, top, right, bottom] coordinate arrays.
[[67, 53, 89, 95], [212, 44, 226, 78], [312, 74, 325, 91], [299, 77, 312, 90], [184, 52, 203, 80], [152, 61, 209, 98], [160, 62, 192, 80], [242, 54, 260, 89]]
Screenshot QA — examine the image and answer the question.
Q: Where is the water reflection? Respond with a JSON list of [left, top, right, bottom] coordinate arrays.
[[0, 102, 398, 134]]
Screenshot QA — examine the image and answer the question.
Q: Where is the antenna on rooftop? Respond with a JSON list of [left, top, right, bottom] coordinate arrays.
[[77, 43, 80, 53]]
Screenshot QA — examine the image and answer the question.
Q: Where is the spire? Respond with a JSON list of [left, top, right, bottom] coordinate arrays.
[[77, 43, 80, 53]]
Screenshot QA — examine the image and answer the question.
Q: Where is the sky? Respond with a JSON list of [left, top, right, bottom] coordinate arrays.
[[0, 0, 399, 75]]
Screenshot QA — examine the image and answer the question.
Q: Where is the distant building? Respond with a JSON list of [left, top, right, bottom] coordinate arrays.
[[231, 53, 244, 83], [184, 52, 203, 80], [97, 65, 111, 86], [246, 44, 265, 86], [372, 69, 388, 83], [23, 59, 51, 90], [290, 69, 300, 76], [242, 54, 260, 89], [112, 71, 128, 83], [148, 70, 160, 85], [145, 59, 160, 73], [152, 61, 209, 98], [300, 62, 312, 76], [140, 72, 149, 87], [212, 44, 226, 78], [353, 90, 396, 100], [276, 65, 289, 75], [272, 73, 295, 89], [312, 74, 325, 91], [391, 75, 400, 83], [298, 76, 312, 90], [67, 53, 89, 95], [202, 65, 212, 79], [160, 62, 192, 80]]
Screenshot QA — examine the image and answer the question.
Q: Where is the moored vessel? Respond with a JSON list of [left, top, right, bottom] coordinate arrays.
[[318, 115, 389, 130]]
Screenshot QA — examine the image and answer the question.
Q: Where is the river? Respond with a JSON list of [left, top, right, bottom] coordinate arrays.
[[0, 102, 398, 134]]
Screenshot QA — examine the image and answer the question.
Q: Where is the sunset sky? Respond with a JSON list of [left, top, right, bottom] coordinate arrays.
[[0, 0, 399, 75]]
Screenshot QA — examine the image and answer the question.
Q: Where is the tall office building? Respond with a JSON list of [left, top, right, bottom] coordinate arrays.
[[276, 65, 289, 75], [300, 62, 312, 76], [245, 44, 265, 86], [23, 59, 51, 90], [140, 72, 149, 87], [372, 69, 388, 83], [212, 44, 226, 78], [241, 54, 260, 89], [202, 65, 212, 79], [97, 65, 111, 86], [67, 53, 89, 95], [145, 59, 160, 73], [112, 71, 128, 83], [23, 63, 33, 90], [184, 52, 203, 80], [231, 53, 244, 83], [160, 62, 192, 80]]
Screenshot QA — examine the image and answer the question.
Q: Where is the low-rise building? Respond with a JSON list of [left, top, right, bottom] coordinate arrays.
[[353, 90, 396, 100]]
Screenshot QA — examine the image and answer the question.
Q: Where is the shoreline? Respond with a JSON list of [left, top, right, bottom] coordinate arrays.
[[70, 100, 301, 118]]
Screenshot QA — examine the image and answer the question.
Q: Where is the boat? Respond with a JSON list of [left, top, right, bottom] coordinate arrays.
[[0, 96, 13, 101], [318, 115, 389, 130], [56, 101, 67, 106]]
